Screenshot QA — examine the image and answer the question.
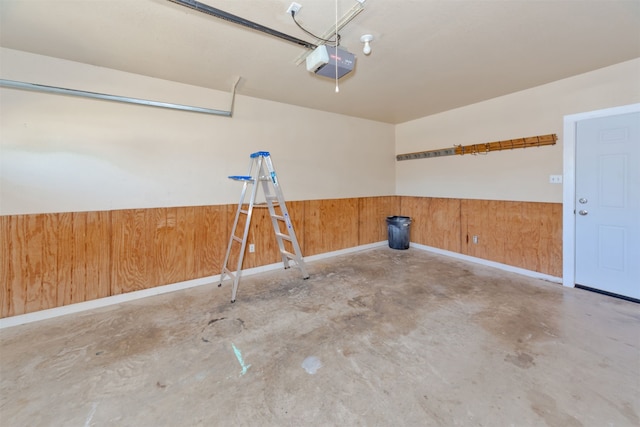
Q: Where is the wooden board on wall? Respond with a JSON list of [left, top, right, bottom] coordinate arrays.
[[1, 211, 113, 317], [304, 198, 359, 256], [400, 197, 461, 253], [194, 205, 226, 279], [0, 216, 10, 317], [71, 212, 88, 304], [540, 203, 563, 277], [152, 207, 188, 287], [3, 214, 55, 315], [24, 214, 44, 314], [359, 196, 401, 245], [112, 206, 228, 294], [111, 209, 152, 295], [59, 212, 111, 306], [461, 200, 562, 276], [55, 213, 73, 307], [42, 214, 60, 309], [461, 199, 502, 262], [7, 215, 29, 316], [86, 211, 112, 301]]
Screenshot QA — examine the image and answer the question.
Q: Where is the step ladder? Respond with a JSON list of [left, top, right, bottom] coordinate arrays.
[[219, 151, 309, 302]]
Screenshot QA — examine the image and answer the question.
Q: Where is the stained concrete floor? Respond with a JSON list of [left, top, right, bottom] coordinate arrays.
[[1, 247, 639, 426]]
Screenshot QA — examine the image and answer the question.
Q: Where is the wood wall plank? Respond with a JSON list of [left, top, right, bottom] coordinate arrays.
[[0, 216, 11, 317], [41, 214, 59, 310], [359, 196, 401, 245], [398, 196, 426, 246], [111, 209, 149, 294], [503, 202, 534, 270], [193, 206, 210, 278], [151, 208, 166, 287], [544, 203, 563, 277], [461, 199, 502, 261], [304, 198, 359, 256], [194, 205, 226, 278], [428, 198, 462, 252], [152, 207, 186, 287], [181, 207, 196, 281], [460, 200, 562, 276], [71, 213, 87, 305], [7, 215, 26, 316], [23, 215, 44, 314], [56, 213, 74, 307], [400, 197, 461, 252], [85, 211, 111, 301], [503, 201, 562, 276]]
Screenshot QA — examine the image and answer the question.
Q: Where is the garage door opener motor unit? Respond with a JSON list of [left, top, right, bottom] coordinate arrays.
[[306, 45, 355, 79]]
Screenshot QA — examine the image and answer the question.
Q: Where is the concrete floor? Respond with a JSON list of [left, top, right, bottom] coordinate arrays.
[[1, 247, 639, 426]]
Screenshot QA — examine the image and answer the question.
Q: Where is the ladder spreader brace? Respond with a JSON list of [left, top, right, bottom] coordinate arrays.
[[219, 151, 309, 302]]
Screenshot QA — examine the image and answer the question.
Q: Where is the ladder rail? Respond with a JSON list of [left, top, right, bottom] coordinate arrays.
[[219, 179, 249, 283], [219, 156, 262, 296], [262, 155, 309, 278], [230, 156, 263, 302]]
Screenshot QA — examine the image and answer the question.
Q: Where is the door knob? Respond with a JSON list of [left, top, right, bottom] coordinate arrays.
[[579, 198, 588, 204], [578, 210, 588, 216]]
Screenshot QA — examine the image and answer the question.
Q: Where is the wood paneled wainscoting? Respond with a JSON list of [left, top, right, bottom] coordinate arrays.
[[400, 197, 562, 277], [0, 197, 400, 318], [1, 196, 561, 319]]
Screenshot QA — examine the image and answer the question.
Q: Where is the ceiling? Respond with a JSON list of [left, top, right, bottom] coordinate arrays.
[[1, 0, 639, 124]]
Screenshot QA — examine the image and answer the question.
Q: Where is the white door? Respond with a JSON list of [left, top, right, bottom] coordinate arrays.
[[575, 112, 640, 300]]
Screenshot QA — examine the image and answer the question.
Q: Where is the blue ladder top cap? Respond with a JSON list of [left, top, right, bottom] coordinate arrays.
[[250, 151, 270, 158], [229, 175, 253, 181]]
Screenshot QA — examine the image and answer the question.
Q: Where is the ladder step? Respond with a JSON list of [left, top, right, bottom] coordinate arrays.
[[222, 267, 236, 280], [275, 232, 292, 242], [265, 196, 281, 208], [232, 236, 243, 243], [271, 214, 285, 221], [281, 250, 297, 260], [228, 175, 254, 182], [239, 209, 249, 215], [250, 151, 270, 158]]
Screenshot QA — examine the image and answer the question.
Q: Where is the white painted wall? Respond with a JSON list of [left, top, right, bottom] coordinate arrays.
[[395, 58, 640, 203], [0, 48, 395, 215], [3, 49, 639, 215]]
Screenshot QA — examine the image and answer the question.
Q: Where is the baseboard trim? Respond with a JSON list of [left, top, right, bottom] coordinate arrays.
[[0, 241, 387, 329], [410, 242, 562, 284]]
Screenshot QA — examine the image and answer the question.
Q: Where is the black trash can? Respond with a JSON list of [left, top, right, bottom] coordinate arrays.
[[386, 216, 412, 250]]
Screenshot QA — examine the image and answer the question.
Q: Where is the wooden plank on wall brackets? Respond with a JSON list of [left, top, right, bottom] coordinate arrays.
[[396, 133, 558, 161]]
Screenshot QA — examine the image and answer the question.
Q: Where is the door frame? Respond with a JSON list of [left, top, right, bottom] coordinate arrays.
[[562, 102, 640, 288]]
